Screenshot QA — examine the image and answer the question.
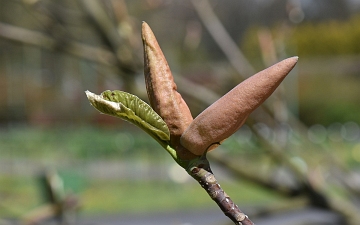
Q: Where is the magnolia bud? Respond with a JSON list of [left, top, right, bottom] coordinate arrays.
[[142, 22, 195, 159], [180, 57, 298, 155]]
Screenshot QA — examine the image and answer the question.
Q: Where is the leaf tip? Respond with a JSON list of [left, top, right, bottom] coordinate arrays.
[[85, 90, 96, 102], [85, 90, 91, 97]]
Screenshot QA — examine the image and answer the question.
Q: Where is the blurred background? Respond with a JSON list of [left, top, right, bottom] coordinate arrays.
[[1, 0, 360, 224]]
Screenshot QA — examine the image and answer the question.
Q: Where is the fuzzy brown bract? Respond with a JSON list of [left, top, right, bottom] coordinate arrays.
[[180, 57, 299, 155], [142, 22, 195, 159]]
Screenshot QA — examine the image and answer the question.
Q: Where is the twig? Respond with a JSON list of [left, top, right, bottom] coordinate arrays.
[[191, 0, 256, 77], [0, 22, 116, 66], [188, 156, 255, 225], [79, 0, 140, 75]]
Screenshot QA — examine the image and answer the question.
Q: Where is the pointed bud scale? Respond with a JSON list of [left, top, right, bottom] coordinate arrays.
[[142, 22, 194, 152], [180, 57, 298, 155]]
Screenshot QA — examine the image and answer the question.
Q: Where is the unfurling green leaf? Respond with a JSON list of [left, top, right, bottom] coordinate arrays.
[[85, 90, 170, 142]]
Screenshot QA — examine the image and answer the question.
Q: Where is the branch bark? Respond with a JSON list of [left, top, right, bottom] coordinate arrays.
[[0, 22, 116, 66], [79, 0, 140, 75], [188, 157, 255, 225]]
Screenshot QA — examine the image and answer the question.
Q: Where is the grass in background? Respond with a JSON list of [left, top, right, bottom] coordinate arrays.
[[0, 126, 279, 218], [0, 125, 164, 160], [0, 174, 281, 218], [1, 125, 359, 219], [0, 176, 41, 217], [0, 126, 274, 217]]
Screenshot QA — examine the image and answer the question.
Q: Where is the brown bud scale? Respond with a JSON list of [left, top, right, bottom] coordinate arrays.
[[180, 57, 298, 155], [142, 22, 194, 158]]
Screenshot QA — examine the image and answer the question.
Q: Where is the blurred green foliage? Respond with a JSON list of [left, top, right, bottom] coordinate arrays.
[[242, 15, 360, 59], [0, 124, 358, 217], [298, 72, 360, 125], [0, 125, 165, 160], [0, 125, 263, 162], [290, 16, 360, 56], [0, 176, 40, 217], [0, 175, 281, 218], [81, 179, 279, 215], [0, 126, 278, 218]]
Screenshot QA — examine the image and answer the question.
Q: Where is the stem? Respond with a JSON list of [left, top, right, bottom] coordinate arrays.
[[187, 156, 255, 225]]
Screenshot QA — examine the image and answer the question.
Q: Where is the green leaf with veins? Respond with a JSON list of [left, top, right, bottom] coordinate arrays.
[[85, 90, 170, 143]]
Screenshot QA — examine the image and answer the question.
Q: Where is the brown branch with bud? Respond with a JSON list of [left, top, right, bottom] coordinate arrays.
[[141, 21, 298, 225]]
